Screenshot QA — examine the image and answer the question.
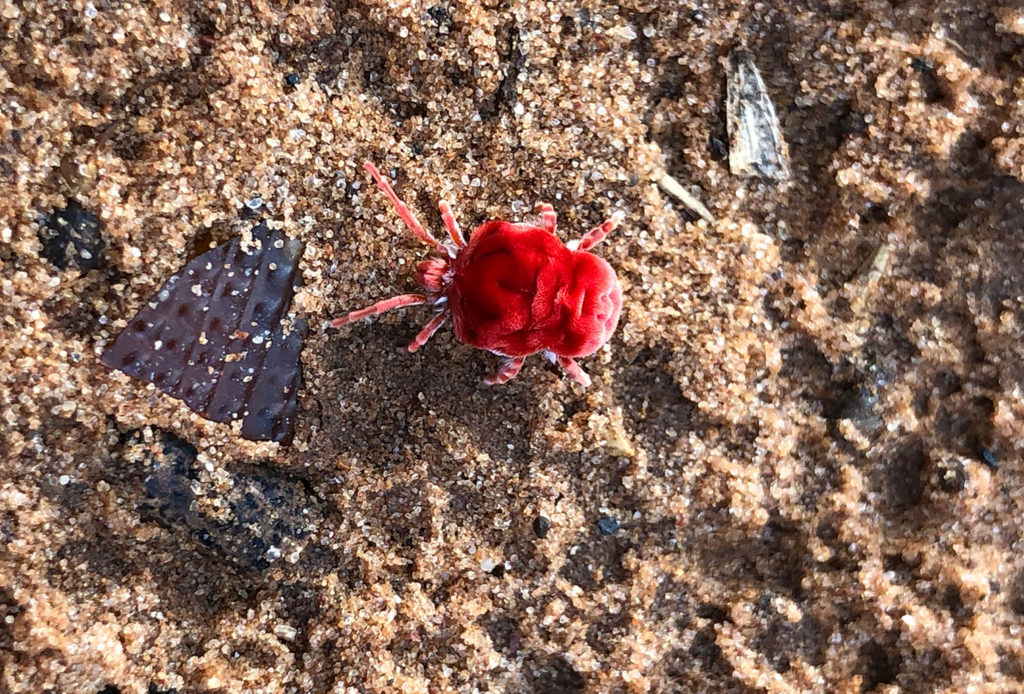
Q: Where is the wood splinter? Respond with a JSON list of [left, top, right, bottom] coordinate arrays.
[[654, 170, 717, 225]]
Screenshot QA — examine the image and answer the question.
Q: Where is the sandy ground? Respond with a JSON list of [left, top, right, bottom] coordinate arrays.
[[3, 1, 1024, 692]]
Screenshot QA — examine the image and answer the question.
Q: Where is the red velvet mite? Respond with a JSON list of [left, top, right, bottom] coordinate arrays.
[[331, 162, 624, 387]]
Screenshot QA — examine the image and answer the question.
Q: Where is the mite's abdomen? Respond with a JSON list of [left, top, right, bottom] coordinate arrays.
[[448, 222, 620, 359], [450, 223, 570, 356]]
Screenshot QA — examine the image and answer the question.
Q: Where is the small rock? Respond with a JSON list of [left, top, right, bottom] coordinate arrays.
[[936, 456, 967, 493], [910, 57, 932, 73], [826, 384, 882, 438], [709, 135, 728, 159], [604, 429, 636, 458], [596, 517, 619, 535], [39, 199, 104, 272], [123, 428, 333, 574], [978, 448, 999, 471], [426, 5, 451, 30], [533, 515, 551, 539], [273, 623, 297, 641], [284, 72, 300, 87]]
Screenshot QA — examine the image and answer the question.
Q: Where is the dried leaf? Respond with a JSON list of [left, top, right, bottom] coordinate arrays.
[[727, 50, 791, 180], [102, 223, 305, 443]]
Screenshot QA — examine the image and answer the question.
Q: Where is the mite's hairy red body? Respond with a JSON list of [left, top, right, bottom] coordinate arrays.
[[332, 162, 624, 387]]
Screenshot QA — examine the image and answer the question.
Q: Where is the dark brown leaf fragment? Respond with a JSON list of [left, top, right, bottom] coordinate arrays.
[[102, 223, 305, 443]]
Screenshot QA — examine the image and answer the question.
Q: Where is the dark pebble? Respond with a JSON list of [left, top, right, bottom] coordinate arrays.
[[910, 57, 932, 73], [532, 515, 551, 538], [490, 564, 506, 578], [125, 428, 333, 574], [39, 199, 104, 272], [285, 72, 300, 87], [709, 136, 728, 159], [937, 457, 967, 493], [596, 516, 619, 535], [979, 448, 999, 471], [427, 4, 451, 27], [825, 384, 882, 437]]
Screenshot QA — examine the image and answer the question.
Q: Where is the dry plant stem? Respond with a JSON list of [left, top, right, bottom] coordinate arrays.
[[654, 171, 716, 224]]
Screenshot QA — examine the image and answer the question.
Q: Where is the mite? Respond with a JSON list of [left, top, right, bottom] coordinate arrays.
[[331, 162, 623, 387]]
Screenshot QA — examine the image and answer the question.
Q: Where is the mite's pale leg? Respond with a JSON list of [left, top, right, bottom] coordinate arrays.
[[364, 161, 441, 248], [330, 293, 428, 327], [576, 210, 625, 252], [536, 202, 557, 234], [408, 312, 447, 353], [484, 356, 526, 385], [556, 356, 592, 388], [439, 201, 465, 248]]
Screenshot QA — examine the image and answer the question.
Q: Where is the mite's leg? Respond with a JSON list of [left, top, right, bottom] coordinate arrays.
[[407, 312, 447, 353], [556, 356, 592, 387], [575, 210, 625, 252], [536, 202, 558, 234], [439, 201, 465, 248], [484, 356, 526, 385], [364, 161, 441, 249], [329, 293, 428, 327]]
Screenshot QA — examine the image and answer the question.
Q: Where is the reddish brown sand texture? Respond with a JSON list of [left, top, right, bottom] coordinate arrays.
[[2, 1, 1024, 692]]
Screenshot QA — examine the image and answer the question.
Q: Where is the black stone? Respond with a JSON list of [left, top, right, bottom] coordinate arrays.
[[126, 428, 333, 574], [937, 457, 967, 493], [39, 199, 104, 272], [596, 516, 619, 535], [532, 515, 551, 538], [979, 448, 999, 471], [285, 72, 300, 87], [709, 136, 728, 159], [426, 5, 451, 28], [910, 57, 933, 73]]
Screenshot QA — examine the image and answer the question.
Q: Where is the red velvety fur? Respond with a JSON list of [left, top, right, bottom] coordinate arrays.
[[449, 221, 622, 358]]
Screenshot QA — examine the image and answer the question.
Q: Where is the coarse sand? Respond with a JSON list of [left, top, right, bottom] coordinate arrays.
[[2, 1, 1024, 692]]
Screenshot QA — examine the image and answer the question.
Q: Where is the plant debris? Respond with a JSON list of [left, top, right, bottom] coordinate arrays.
[[654, 170, 717, 224], [101, 223, 305, 443], [726, 49, 792, 180]]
